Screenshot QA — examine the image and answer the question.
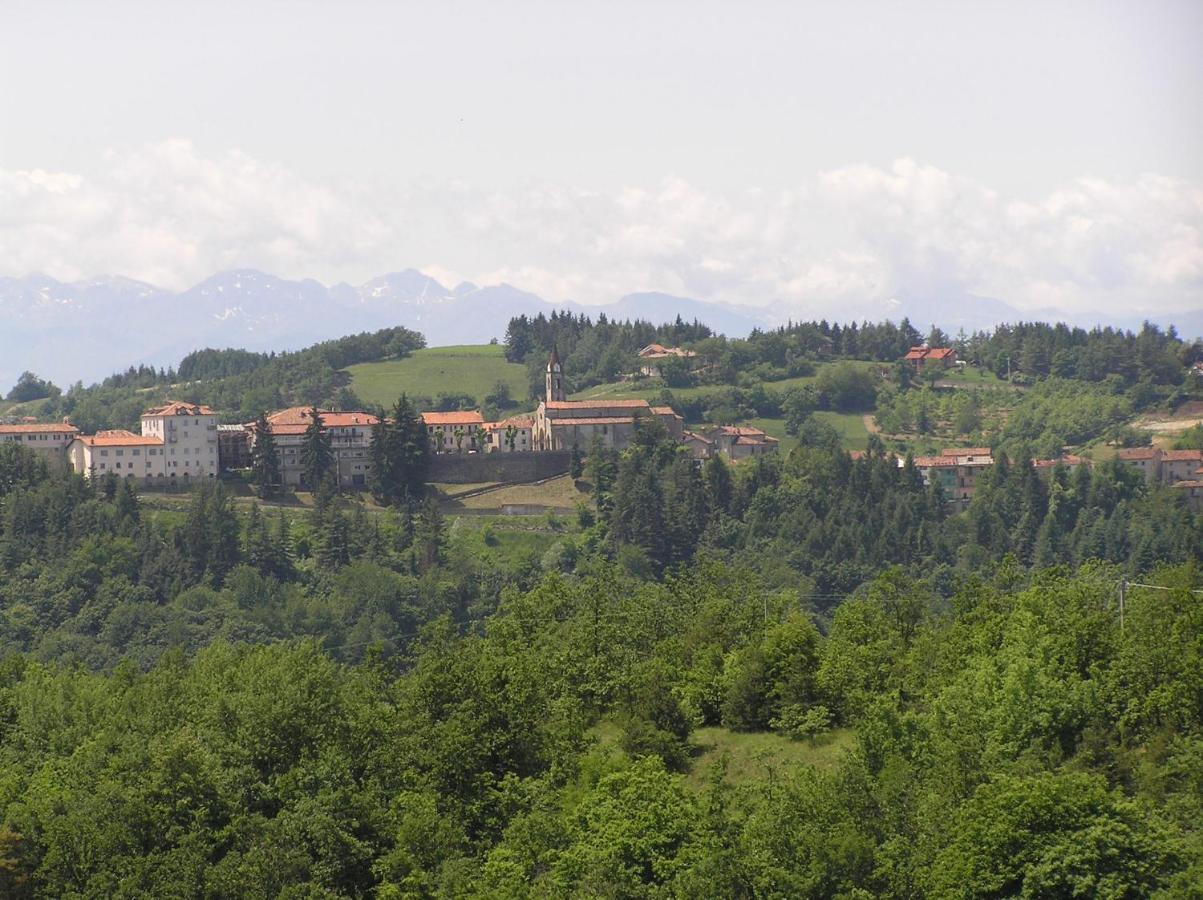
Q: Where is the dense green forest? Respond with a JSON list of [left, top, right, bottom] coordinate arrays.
[[1, 411, 1201, 895]]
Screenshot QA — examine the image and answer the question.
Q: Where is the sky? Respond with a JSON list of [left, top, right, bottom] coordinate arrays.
[[1, 0, 1201, 321]]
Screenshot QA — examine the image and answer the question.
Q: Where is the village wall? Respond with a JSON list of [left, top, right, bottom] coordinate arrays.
[[429, 450, 572, 484]]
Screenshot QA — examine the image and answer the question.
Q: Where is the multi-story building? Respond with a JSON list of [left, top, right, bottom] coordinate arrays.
[[68, 430, 167, 480], [253, 407, 380, 488], [140, 401, 219, 480], [482, 415, 534, 452], [905, 448, 993, 507], [1162, 449, 1203, 483], [422, 410, 486, 453], [1115, 447, 1203, 485], [0, 422, 79, 461]]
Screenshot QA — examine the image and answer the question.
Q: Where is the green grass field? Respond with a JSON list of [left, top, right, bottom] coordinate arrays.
[[744, 411, 871, 453], [347, 345, 532, 409], [688, 726, 854, 787]]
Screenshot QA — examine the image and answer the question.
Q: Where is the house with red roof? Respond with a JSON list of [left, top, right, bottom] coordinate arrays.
[[252, 406, 381, 487], [903, 345, 958, 371]]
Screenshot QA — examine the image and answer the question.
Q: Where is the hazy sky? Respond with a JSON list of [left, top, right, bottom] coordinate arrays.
[[2, 0, 1201, 319]]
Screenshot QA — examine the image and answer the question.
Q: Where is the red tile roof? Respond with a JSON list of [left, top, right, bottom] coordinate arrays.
[[1172, 480, 1203, 488], [650, 406, 681, 417], [926, 348, 956, 360], [942, 447, 991, 457], [1117, 447, 1159, 460], [74, 430, 164, 447], [143, 401, 215, 417], [265, 407, 379, 428], [904, 348, 928, 360], [684, 431, 713, 444], [912, 455, 957, 467], [1163, 449, 1203, 461], [545, 399, 652, 410], [421, 411, 484, 426], [0, 423, 78, 434]]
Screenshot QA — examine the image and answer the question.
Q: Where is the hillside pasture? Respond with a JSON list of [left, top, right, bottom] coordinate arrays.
[[347, 344, 532, 410]]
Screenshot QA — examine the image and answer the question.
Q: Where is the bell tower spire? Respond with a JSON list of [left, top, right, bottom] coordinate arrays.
[[545, 346, 566, 402]]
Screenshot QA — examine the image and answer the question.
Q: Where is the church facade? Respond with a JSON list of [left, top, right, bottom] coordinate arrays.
[[532, 348, 684, 451]]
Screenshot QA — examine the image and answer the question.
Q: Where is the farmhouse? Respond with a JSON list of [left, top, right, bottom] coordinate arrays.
[[637, 343, 697, 378], [903, 346, 957, 371]]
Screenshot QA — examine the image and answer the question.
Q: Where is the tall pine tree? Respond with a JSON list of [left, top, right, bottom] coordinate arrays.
[[300, 407, 333, 489], [251, 411, 282, 498]]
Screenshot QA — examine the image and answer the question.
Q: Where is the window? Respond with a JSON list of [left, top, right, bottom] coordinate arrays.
[[100, 449, 109, 456]]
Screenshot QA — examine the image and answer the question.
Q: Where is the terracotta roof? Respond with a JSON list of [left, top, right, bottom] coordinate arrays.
[[912, 455, 957, 467], [650, 406, 681, 416], [684, 431, 713, 444], [421, 411, 484, 426], [942, 447, 991, 457], [1117, 447, 1159, 460], [0, 423, 78, 434], [482, 416, 534, 432], [1172, 480, 1203, 488], [549, 417, 643, 426], [904, 347, 929, 360], [734, 435, 780, 445], [1163, 449, 1203, 462], [545, 399, 651, 410], [926, 348, 956, 359], [717, 426, 768, 437], [143, 401, 215, 417], [74, 430, 164, 447], [265, 407, 379, 428]]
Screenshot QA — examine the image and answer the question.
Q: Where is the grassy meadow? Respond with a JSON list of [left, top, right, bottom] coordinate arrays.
[[347, 344, 532, 409]]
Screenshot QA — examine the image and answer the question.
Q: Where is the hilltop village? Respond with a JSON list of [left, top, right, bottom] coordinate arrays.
[[0, 348, 783, 490], [3, 343, 1200, 509]]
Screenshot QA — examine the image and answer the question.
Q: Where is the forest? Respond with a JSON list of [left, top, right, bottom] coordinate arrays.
[[1, 406, 1201, 895]]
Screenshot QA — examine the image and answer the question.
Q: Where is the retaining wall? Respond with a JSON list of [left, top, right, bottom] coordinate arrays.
[[428, 450, 571, 484]]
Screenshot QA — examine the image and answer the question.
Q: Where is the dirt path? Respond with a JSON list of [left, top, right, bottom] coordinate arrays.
[[862, 414, 880, 434]]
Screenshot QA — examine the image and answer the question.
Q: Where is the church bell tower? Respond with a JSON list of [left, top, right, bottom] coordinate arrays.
[[546, 346, 566, 402]]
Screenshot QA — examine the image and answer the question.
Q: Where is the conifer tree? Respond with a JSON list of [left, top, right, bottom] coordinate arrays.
[[300, 407, 333, 489], [251, 411, 282, 498]]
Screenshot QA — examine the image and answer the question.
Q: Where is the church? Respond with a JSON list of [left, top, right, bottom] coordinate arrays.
[[532, 348, 684, 451]]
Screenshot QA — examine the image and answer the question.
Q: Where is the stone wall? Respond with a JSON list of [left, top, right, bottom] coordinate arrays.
[[428, 450, 572, 484]]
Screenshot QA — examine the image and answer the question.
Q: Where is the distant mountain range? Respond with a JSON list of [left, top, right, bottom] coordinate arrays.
[[1, 268, 1199, 390]]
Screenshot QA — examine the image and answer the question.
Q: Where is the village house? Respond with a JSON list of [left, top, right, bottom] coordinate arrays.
[[252, 407, 380, 488], [903, 448, 993, 507], [1172, 478, 1203, 512], [0, 422, 79, 461], [903, 345, 958, 371], [682, 430, 714, 460], [1032, 454, 1088, 477], [637, 343, 698, 378], [1115, 447, 1203, 485], [482, 415, 534, 453], [708, 425, 780, 461], [422, 410, 485, 453]]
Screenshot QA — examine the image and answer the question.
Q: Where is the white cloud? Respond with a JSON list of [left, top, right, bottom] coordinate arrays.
[[1, 142, 1200, 322]]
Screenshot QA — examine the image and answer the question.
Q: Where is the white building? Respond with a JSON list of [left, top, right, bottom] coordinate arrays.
[[421, 410, 485, 453], [482, 415, 534, 452], [140, 401, 219, 479], [0, 422, 79, 461], [68, 430, 167, 480]]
